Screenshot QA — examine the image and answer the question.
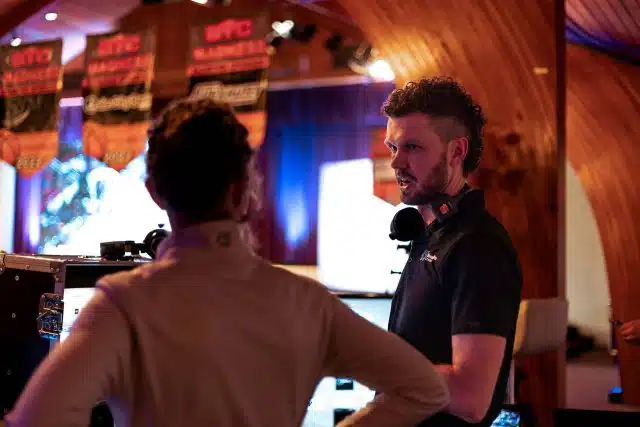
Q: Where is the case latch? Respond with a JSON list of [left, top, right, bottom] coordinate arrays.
[[37, 293, 64, 340]]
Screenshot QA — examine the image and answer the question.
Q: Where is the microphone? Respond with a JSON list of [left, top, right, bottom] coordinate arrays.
[[389, 207, 425, 241]]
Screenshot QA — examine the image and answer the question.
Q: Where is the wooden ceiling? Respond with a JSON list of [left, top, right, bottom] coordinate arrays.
[[0, 0, 357, 63], [0, 0, 138, 62], [566, 0, 640, 60], [2, 0, 639, 65], [0, 0, 27, 12]]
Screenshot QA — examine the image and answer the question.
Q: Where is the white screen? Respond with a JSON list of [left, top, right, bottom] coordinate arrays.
[[302, 296, 392, 427], [41, 154, 170, 256], [60, 288, 96, 342], [317, 159, 408, 294]]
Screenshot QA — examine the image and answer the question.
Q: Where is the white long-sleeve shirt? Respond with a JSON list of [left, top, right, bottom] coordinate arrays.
[[4, 220, 448, 427]]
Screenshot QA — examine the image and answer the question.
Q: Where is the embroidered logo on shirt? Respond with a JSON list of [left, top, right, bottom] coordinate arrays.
[[420, 250, 438, 263], [215, 231, 232, 247]]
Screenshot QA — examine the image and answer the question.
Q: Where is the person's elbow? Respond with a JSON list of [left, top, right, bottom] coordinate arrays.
[[431, 373, 451, 411], [412, 371, 451, 415], [466, 403, 490, 424], [452, 390, 492, 423]]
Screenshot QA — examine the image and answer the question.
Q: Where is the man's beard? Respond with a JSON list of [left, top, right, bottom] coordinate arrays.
[[398, 152, 448, 206]]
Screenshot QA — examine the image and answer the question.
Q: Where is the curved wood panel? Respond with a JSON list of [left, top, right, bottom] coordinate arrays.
[[0, 0, 55, 38], [336, 0, 563, 424], [566, 0, 640, 52], [567, 44, 640, 406]]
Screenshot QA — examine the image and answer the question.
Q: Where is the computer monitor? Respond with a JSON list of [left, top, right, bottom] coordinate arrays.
[[60, 287, 97, 342], [492, 406, 521, 427]]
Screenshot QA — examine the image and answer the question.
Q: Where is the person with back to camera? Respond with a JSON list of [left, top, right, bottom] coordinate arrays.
[[2, 98, 449, 427], [382, 77, 523, 427]]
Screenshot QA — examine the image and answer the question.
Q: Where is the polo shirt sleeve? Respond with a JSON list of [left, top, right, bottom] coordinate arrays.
[[444, 233, 521, 338]]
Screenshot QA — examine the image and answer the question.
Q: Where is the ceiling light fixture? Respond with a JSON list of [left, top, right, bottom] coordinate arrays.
[[289, 23, 316, 43], [271, 20, 294, 37], [10, 37, 22, 47], [44, 12, 58, 21], [368, 59, 395, 82]]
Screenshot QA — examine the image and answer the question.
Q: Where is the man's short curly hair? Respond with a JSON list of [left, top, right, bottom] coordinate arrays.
[[146, 98, 253, 220], [382, 77, 486, 176]]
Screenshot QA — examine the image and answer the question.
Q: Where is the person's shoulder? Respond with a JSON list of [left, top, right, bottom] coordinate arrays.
[[454, 209, 517, 253], [479, 210, 516, 242], [447, 214, 523, 285], [440, 211, 520, 272], [95, 258, 178, 297], [258, 261, 333, 296], [256, 262, 342, 322]]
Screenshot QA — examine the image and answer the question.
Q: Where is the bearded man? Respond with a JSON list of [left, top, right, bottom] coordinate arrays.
[[382, 77, 523, 427]]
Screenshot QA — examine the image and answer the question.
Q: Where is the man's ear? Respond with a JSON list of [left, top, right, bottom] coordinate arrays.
[[146, 177, 167, 210], [449, 137, 469, 170]]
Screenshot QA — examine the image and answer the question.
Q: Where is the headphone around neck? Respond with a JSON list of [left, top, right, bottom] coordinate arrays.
[[389, 186, 478, 242], [430, 186, 474, 225]]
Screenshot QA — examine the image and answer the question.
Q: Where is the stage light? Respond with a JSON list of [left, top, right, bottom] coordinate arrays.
[[368, 59, 395, 82], [266, 33, 284, 49], [352, 43, 373, 64], [290, 23, 316, 43], [44, 12, 58, 21], [272, 20, 294, 37], [324, 33, 343, 52], [10, 37, 21, 47]]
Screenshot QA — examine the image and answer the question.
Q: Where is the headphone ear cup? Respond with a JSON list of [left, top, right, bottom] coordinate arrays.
[[143, 228, 170, 259]]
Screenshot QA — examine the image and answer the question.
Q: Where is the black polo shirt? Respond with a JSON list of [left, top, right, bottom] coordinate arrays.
[[388, 189, 522, 427]]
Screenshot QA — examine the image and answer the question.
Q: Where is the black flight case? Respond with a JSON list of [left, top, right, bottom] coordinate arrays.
[[0, 253, 145, 425]]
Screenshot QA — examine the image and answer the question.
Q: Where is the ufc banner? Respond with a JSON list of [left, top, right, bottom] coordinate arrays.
[[0, 40, 63, 177], [82, 30, 155, 171], [188, 15, 270, 149]]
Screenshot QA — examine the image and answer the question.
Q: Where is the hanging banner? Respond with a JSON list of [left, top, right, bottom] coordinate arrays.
[[188, 15, 270, 149], [0, 40, 63, 177], [82, 30, 155, 171]]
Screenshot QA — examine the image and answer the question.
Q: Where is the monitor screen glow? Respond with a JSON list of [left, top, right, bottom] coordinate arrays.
[[60, 288, 96, 342], [302, 296, 392, 427]]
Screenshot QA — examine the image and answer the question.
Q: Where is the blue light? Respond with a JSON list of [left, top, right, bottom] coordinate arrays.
[[282, 184, 309, 246], [275, 129, 312, 252]]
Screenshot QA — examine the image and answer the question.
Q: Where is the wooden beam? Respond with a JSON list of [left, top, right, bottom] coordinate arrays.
[[0, 0, 57, 38]]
